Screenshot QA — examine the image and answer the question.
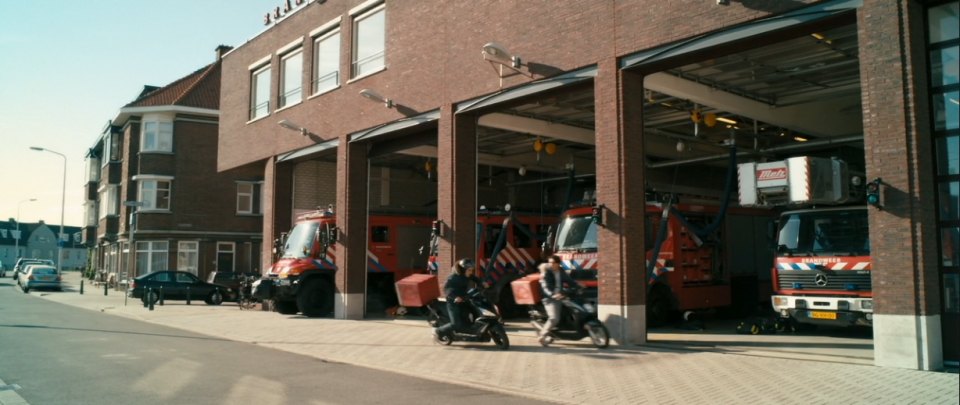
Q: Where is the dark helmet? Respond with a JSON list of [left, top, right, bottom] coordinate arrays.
[[454, 258, 475, 274]]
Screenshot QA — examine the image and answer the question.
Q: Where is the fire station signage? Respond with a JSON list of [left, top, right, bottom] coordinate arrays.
[[264, 0, 325, 25]]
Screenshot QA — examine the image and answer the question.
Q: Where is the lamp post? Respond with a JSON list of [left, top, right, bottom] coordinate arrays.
[[30, 146, 67, 275], [123, 200, 143, 302], [15, 198, 38, 260]]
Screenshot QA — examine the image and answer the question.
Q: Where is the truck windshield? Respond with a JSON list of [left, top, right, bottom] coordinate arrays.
[[555, 215, 598, 252], [777, 209, 869, 255], [282, 222, 318, 258]]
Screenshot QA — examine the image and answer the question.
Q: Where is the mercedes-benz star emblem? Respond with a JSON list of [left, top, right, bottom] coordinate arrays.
[[815, 273, 828, 287]]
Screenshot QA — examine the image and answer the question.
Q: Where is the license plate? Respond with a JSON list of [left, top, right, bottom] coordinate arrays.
[[810, 311, 837, 320]]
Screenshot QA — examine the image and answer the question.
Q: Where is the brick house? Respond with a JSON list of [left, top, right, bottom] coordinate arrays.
[[83, 46, 263, 285], [216, 0, 959, 370]]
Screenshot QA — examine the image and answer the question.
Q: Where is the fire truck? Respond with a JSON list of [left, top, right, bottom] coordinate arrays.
[[545, 199, 770, 325], [423, 207, 554, 315], [259, 208, 432, 317], [738, 156, 873, 327]]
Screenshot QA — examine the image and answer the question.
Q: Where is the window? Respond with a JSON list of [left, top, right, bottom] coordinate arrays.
[[86, 156, 100, 182], [313, 29, 340, 94], [139, 179, 171, 211], [136, 241, 168, 276], [250, 64, 271, 120], [176, 272, 198, 283], [236, 182, 262, 215], [178, 241, 199, 275], [371, 226, 389, 243], [141, 121, 173, 153], [217, 242, 235, 272], [352, 4, 385, 78], [279, 49, 303, 108], [98, 185, 118, 218], [84, 201, 97, 226]]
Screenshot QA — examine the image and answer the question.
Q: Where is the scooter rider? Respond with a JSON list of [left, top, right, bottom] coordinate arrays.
[[538, 254, 582, 345], [434, 258, 487, 339]]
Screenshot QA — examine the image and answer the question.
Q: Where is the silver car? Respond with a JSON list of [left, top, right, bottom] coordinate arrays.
[[18, 265, 62, 293]]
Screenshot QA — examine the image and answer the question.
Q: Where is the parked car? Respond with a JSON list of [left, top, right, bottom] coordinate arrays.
[[129, 271, 234, 305], [206, 271, 260, 301], [17, 264, 62, 293], [12, 258, 55, 281]]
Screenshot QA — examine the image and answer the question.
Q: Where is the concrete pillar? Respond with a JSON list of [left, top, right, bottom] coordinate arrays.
[[858, 0, 943, 370], [335, 135, 369, 320], [436, 104, 477, 281], [594, 59, 649, 345], [262, 156, 293, 273]]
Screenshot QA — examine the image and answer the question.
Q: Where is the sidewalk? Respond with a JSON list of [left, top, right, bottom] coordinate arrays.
[[31, 272, 960, 404]]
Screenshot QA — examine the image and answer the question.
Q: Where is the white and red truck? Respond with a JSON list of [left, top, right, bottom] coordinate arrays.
[[738, 156, 873, 327]]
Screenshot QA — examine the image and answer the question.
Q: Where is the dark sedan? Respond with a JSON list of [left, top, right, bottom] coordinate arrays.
[[129, 271, 234, 305]]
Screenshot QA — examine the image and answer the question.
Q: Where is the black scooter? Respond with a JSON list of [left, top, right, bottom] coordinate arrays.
[[530, 289, 610, 348], [429, 288, 510, 350]]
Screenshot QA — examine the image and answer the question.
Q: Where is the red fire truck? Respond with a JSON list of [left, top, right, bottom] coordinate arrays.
[[739, 156, 873, 327], [423, 207, 554, 314], [546, 200, 768, 325], [259, 209, 433, 317]]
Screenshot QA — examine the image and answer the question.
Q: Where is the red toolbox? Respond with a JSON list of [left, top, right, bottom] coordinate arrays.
[[395, 273, 440, 307], [510, 273, 543, 305]]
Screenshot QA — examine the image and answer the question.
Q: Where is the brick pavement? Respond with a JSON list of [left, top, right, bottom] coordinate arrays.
[[14, 272, 960, 405]]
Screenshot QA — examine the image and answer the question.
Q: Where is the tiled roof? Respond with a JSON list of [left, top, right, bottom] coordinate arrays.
[[0, 220, 84, 248], [124, 61, 222, 110]]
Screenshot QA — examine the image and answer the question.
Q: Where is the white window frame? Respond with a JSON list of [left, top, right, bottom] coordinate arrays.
[[237, 182, 254, 214], [98, 185, 118, 219], [177, 241, 199, 275], [141, 121, 174, 153], [279, 48, 303, 108], [136, 240, 168, 276], [351, 3, 385, 79], [217, 242, 236, 272], [250, 64, 272, 120], [313, 28, 341, 95], [134, 175, 173, 212]]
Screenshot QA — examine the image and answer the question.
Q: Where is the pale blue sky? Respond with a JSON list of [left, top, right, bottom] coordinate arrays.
[[0, 0, 274, 227]]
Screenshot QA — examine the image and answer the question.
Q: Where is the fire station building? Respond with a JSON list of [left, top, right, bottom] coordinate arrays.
[[218, 0, 958, 370]]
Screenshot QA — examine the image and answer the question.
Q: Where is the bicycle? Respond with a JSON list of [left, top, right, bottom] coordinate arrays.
[[238, 275, 258, 310]]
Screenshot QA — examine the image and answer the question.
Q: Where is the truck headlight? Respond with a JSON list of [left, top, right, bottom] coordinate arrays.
[[860, 299, 873, 310]]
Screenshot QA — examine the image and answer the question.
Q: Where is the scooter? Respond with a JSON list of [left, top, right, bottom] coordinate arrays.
[[430, 288, 510, 350], [530, 288, 610, 348]]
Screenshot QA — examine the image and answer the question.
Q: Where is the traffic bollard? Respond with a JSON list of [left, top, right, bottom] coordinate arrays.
[[159, 287, 164, 306], [143, 288, 149, 308], [186, 287, 191, 305], [149, 289, 155, 311], [104, 282, 108, 296], [80, 280, 84, 295]]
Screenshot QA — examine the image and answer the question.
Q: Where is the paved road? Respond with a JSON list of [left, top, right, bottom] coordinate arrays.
[[0, 278, 552, 405]]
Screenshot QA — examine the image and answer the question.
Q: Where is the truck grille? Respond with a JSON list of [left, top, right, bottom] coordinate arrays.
[[777, 269, 872, 292]]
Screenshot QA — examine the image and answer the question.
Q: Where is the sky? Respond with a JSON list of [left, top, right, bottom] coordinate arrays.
[[0, 0, 275, 228]]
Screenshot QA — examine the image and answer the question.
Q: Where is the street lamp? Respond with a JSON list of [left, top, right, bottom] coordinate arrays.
[[30, 146, 67, 275], [123, 200, 144, 301], [15, 198, 37, 260]]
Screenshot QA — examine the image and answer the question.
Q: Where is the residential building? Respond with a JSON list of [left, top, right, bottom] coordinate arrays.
[[0, 219, 85, 270], [217, 0, 959, 370], [84, 45, 263, 284]]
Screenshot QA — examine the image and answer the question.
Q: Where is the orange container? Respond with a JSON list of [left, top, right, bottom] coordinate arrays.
[[511, 273, 543, 305], [395, 273, 440, 307]]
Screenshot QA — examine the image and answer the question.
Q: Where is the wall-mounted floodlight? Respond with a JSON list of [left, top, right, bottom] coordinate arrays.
[[359, 89, 394, 108], [482, 42, 520, 68], [277, 119, 314, 136]]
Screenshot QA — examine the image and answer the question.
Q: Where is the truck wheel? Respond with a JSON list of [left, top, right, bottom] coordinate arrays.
[[297, 278, 334, 317], [647, 283, 676, 327], [276, 300, 299, 315]]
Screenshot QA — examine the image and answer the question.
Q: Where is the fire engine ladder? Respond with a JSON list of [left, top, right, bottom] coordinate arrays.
[[647, 146, 738, 285]]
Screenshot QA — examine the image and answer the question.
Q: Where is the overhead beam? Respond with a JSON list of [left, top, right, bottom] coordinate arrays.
[[478, 112, 596, 145], [644, 72, 862, 138]]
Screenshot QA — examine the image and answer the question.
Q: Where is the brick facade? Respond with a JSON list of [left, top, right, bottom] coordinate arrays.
[[219, 0, 952, 368]]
